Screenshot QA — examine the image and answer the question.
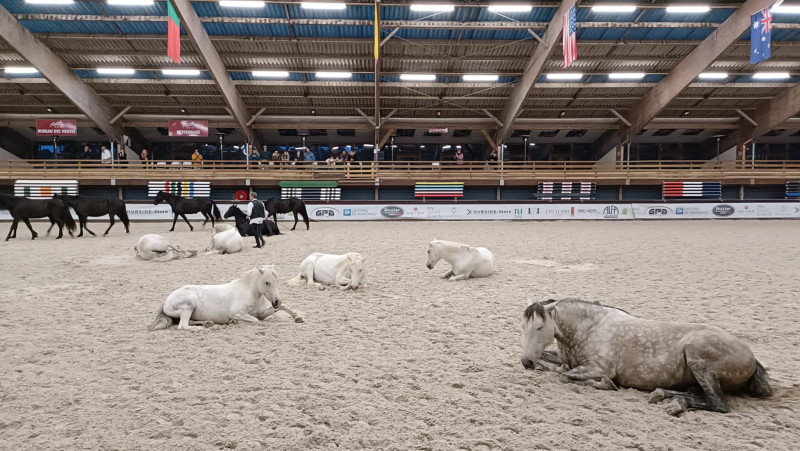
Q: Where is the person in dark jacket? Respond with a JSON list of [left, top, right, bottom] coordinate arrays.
[[245, 191, 266, 248]]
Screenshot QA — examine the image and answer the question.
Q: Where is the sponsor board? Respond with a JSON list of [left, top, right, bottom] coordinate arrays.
[[35, 119, 77, 136], [2, 202, 798, 221], [168, 120, 209, 137]]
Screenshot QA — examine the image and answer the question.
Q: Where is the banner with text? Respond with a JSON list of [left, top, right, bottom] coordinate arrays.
[[168, 120, 209, 137], [35, 119, 77, 136]]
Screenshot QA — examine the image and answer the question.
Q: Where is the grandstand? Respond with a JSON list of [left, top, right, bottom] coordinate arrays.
[[0, 0, 798, 202]]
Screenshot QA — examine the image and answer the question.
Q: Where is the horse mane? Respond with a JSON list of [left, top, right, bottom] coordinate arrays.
[[523, 299, 559, 321], [432, 239, 480, 256], [523, 298, 629, 322]]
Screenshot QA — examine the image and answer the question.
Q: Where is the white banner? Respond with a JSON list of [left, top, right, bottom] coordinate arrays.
[[1, 202, 798, 221]]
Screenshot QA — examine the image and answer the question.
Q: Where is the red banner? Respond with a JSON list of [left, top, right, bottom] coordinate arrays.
[[35, 119, 77, 136], [168, 120, 209, 137], [428, 127, 448, 134]]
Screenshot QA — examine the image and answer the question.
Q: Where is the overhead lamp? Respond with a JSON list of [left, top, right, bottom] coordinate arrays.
[[442, 145, 451, 149], [25, 0, 73, 4], [219, 1, 264, 7], [4, 67, 39, 74], [772, 5, 800, 13], [608, 72, 646, 80], [315, 72, 352, 78], [107, 0, 154, 5], [546, 73, 583, 80], [591, 5, 637, 13], [487, 4, 533, 13], [46, 108, 54, 112], [409, 4, 455, 12], [253, 70, 290, 78], [665, 6, 710, 13], [400, 73, 436, 81], [753, 72, 791, 80], [363, 144, 374, 147], [463, 74, 499, 82], [162, 69, 201, 76], [301, 2, 346, 9], [96, 68, 135, 75], [698, 72, 728, 80]]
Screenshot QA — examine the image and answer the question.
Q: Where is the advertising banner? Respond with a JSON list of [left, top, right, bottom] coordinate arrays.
[[630, 202, 800, 219], [35, 119, 77, 136], [168, 120, 209, 137]]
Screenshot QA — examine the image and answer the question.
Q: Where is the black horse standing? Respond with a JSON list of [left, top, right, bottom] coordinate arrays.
[[223, 204, 280, 237], [153, 190, 222, 231], [265, 197, 310, 230], [0, 194, 77, 241], [53, 194, 130, 237]]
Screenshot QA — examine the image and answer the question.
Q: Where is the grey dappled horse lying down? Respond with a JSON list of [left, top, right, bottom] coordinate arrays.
[[134, 234, 197, 262], [150, 265, 303, 331], [520, 299, 772, 415], [426, 239, 494, 281]]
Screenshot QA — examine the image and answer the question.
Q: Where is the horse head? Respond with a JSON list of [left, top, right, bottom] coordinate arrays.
[[520, 299, 559, 369], [256, 265, 281, 308], [347, 253, 366, 290], [153, 191, 165, 205], [223, 204, 240, 219], [426, 239, 442, 269]]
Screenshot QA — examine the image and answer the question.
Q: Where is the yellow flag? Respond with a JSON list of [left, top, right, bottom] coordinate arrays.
[[374, 0, 380, 60]]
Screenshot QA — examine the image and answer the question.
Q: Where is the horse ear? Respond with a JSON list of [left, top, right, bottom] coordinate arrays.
[[526, 297, 534, 307], [544, 300, 559, 314], [257, 266, 265, 274]]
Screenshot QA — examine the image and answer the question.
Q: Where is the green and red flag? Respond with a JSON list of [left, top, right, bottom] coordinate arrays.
[[167, 0, 180, 63]]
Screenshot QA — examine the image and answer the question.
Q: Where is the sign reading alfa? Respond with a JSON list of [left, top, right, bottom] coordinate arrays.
[[428, 127, 448, 134], [35, 119, 77, 136], [168, 120, 209, 137]]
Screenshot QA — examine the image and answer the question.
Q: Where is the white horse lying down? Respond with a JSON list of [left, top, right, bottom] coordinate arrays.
[[151, 265, 304, 331], [288, 252, 366, 290], [426, 239, 494, 281], [211, 223, 234, 234], [203, 226, 243, 255], [134, 234, 197, 262]]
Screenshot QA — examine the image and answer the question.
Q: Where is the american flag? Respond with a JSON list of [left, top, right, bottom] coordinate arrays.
[[563, 5, 577, 68]]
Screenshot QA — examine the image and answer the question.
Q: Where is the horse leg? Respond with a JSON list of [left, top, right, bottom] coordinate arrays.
[[559, 363, 618, 390], [231, 312, 261, 325], [169, 300, 204, 331], [440, 269, 454, 279], [54, 219, 65, 239], [170, 213, 179, 231], [82, 216, 96, 237], [260, 305, 305, 323], [180, 214, 193, 231], [22, 218, 38, 240], [291, 210, 298, 230], [5, 219, 18, 240], [103, 214, 115, 236], [46, 220, 56, 235], [650, 359, 731, 415], [448, 270, 473, 281], [200, 210, 210, 227]]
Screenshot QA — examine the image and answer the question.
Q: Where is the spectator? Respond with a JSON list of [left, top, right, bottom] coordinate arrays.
[[340, 150, 350, 162], [117, 147, 128, 167], [191, 148, 203, 167], [80, 145, 93, 160], [248, 147, 260, 165], [272, 149, 281, 162], [281, 149, 290, 162], [303, 147, 316, 162], [348, 149, 356, 161], [487, 148, 498, 162], [454, 148, 465, 165], [245, 191, 266, 249], [140, 148, 150, 168], [260, 145, 270, 161], [100, 146, 112, 165]]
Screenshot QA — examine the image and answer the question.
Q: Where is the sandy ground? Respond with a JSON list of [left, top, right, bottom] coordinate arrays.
[[0, 219, 798, 450]]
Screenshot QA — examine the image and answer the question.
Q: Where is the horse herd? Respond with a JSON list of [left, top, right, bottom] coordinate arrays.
[[1, 191, 775, 416]]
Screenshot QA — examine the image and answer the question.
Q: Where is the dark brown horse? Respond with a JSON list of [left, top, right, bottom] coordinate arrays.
[[53, 194, 130, 237], [153, 190, 222, 231], [0, 194, 77, 241], [265, 197, 310, 230]]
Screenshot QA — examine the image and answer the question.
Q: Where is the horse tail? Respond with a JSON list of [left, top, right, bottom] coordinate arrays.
[[150, 305, 174, 330], [117, 201, 131, 230], [747, 360, 772, 398], [287, 273, 305, 286], [211, 201, 222, 221], [298, 201, 310, 229], [58, 198, 77, 235]]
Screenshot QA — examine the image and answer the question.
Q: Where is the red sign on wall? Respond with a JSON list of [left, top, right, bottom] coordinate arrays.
[[428, 127, 449, 134], [35, 119, 77, 136], [168, 120, 209, 137]]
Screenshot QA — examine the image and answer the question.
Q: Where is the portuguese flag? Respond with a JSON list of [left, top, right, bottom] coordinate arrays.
[[167, 0, 180, 63]]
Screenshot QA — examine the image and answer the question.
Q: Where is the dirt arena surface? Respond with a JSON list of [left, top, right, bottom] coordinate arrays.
[[0, 219, 798, 450]]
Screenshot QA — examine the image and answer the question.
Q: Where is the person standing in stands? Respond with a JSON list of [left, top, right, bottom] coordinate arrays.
[[80, 145, 93, 160], [117, 147, 128, 167], [245, 191, 266, 249], [140, 148, 150, 168], [303, 147, 316, 162], [100, 146, 112, 165], [192, 148, 203, 168], [454, 148, 465, 165]]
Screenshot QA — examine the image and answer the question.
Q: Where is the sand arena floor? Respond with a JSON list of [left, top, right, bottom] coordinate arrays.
[[0, 219, 798, 450]]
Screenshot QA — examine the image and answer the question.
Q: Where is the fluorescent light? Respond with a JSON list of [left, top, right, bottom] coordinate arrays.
[[608, 72, 645, 80], [487, 5, 532, 13], [463, 74, 499, 82], [665, 6, 710, 13], [4, 67, 38, 74], [410, 4, 455, 12], [591, 5, 637, 13], [753, 72, 791, 80], [253, 70, 290, 78], [442, 145, 451, 149], [25, 0, 73, 4], [301, 2, 346, 9], [315, 72, 352, 78], [546, 73, 583, 80], [161, 69, 201, 76], [698, 72, 728, 79], [772, 5, 800, 14], [400, 73, 436, 81], [107, 0, 154, 5], [96, 68, 135, 75], [363, 144, 374, 147], [219, 1, 264, 7]]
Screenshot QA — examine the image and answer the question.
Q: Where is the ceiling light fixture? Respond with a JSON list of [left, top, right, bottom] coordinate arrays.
[[25, 0, 74, 4], [409, 4, 455, 12], [487, 5, 533, 13], [315, 72, 352, 78], [591, 5, 637, 13], [665, 5, 710, 13], [301, 2, 346, 10], [252, 70, 290, 78], [4, 66, 39, 74], [400, 73, 436, 81], [772, 5, 800, 13], [161, 69, 201, 76], [96, 68, 136, 75], [463, 74, 499, 82], [546, 73, 583, 80], [752, 72, 791, 79], [698, 72, 728, 79], [608, 72, 646, 80]]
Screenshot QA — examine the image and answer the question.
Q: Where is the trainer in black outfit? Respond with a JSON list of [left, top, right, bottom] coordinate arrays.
[[245, 191, 266, 248]]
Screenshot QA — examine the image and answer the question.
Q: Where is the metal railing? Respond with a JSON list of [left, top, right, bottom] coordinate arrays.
[[2, 159, 800, 183]]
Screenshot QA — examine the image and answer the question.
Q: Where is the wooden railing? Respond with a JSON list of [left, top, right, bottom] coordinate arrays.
[[2, 159, 800, 184]]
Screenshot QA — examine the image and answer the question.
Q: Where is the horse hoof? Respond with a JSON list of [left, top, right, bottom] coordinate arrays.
[[648, 389, 669, 404], [664, 399, 687, 416], [294, 317, 305, 323]]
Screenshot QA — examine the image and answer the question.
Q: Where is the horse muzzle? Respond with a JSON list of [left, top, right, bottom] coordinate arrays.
[[521, 358, 534, 369], [271, 299, 281, 309], [426, 264, 432, 270]]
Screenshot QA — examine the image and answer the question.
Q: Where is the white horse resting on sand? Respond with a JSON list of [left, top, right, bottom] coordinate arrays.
[[520, 298, 772, 415], [426, 239, 494, 281], [288, 252, 365, 290], [211, 223, 234, 234], [203, 226, 243, 255], [151, 265, 304, 331], [134, 234, 197, 262]]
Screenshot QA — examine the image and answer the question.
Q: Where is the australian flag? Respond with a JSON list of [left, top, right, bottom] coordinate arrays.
[[750, 7, 773, 64]]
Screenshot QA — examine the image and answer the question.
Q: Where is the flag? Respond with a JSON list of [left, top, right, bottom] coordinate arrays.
[[167, 0, 181, 64], [374, 0, 380, 60], [562, 4, 577, 68], [750, 7, 772, 64]]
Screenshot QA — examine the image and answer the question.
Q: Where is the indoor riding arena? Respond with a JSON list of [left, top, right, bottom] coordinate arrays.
[[1, 1, 799, 450]]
